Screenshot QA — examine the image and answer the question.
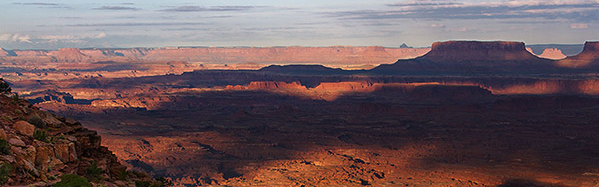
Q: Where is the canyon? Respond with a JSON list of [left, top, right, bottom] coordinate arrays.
[[2, 41, 599, 186]]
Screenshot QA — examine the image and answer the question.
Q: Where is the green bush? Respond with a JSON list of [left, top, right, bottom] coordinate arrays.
[[0, 140, 10, 155], [135, 177, 172, 187], [117, 168, 128, 180], [11, 93, 19, 104], [53, 174, 91, 187], [135, 181, 151, 187], [27, 115, 47, 129], [0, 162, 12, 185], [34, 130, 50, 143], [85, 161, 104, 182], [154, 177, 173, 187], [0, 79, 10, 94]]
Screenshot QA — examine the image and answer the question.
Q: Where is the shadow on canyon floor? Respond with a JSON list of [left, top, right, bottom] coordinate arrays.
[[37, 86, 599, 186]]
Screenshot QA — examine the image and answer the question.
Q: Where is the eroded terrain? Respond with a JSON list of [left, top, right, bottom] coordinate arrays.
[[3, 41, 599, 186]]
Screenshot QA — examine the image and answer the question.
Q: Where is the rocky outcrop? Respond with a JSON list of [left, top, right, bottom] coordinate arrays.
[[0, 93, 162, 186]]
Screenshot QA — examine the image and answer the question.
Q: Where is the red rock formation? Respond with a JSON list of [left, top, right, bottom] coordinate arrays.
[[0, 94, 160, 186], [558, 41, 599, 68]]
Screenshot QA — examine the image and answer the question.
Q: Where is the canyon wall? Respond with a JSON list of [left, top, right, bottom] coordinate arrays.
[[0, 46, 430, 65]]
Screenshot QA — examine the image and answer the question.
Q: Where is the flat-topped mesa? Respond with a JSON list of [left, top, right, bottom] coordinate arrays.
[[247, 81, 306, 90], [421, 41, 538, 61], [574, 41, 599, 60], [557, 41, 599, 68]]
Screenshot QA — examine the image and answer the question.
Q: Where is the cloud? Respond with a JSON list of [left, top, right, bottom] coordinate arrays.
[[571, 23, 589, 29], [0, 34, 32, 43], [13, 3, 59, 6], [67, 22, 211, 27], [328, 0, 599, 22], [160, 6, 256, 12], [13, 2, 69, 9], [93, 6, 140, 11], [0, 33, 114, 49]]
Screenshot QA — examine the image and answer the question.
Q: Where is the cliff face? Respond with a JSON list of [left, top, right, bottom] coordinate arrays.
[[0, 46, 430, 65], [0, 93, 160, 186], [422, 41, 538, 61], [558, 42, 599, 67]]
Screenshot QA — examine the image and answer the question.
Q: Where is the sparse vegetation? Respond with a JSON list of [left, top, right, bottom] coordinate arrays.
[[135, 180, 151, 187], [117, 168, 128, 180], [27, 114, 47, 128], [0, 162, 13, 185], [34, 130, 50, 143], [134, 177, 172, 187], [0, 140, 10, 155], [53, 174, 91, 187], [11, 93, 19, 104], [154, 177, 173, 187], [0, 78, 11, 94], [85, 161, 104, 182]]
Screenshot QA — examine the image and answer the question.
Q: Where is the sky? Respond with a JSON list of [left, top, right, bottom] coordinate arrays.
[[0, 0, 598, 49]]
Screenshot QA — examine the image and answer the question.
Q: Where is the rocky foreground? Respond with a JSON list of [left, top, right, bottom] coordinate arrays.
[[0, 87, 167, 186]]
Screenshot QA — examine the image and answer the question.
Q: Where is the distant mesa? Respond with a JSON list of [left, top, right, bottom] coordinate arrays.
[[48, 48, 90, 62], [259, 64, 350, 75], [422, 41, 539, 61], [371, 40, 555, 74], [538, 48, 567, 60]]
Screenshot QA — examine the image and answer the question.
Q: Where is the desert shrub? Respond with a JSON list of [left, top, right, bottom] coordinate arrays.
[[135, 181, 151, 187], [53, 174, 91, 187], [0, 79, 10, 94], [85, 161, 104, 182], [117, 168, 128, 180], [0, 140, 10, 155], [154, 177, 173, 187], [27, 114, 46, 129], [34, 130, 49, 143], [0, 162, 12, 185], [10, 93, 19, 104]]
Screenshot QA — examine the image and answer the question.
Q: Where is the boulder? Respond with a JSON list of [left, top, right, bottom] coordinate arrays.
[[13, 121, 35, 137], [55, 141, 78, 163], [24, 146, 37, 163], [35, 144, 52, 166], [0, 129, 6, 140], [8, 138, 26, 147], [40, 111, 63, 127]]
